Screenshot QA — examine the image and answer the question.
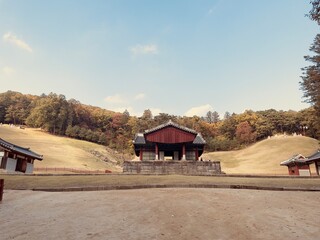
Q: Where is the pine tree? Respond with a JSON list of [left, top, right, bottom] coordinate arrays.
[[300, 34, 320, 108], [309, 0, 320, 25], [300, 1, 320, 137]]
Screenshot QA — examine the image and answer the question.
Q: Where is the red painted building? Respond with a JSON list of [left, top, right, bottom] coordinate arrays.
[[281, 155, 310, 176], [280, 154, 310, 176], [281, 151, 320, 176], [133, 120, 206, 161]]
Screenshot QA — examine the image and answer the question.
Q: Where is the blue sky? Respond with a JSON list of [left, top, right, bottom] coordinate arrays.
[[0, 0, 318, 117]]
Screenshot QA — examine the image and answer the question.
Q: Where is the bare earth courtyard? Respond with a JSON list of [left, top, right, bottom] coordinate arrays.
[[0, 189, 319, 240]]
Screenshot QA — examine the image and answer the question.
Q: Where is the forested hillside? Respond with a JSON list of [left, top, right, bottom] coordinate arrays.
[[0, 90, 319, 154]]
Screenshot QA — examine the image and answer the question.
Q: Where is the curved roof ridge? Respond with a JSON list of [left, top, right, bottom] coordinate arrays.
[[144, 120, 198, 135], [280, 154, 307, 166]]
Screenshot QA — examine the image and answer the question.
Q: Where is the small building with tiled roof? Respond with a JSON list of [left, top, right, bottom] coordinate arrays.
[[133, 120, 206, 161], [280, 154, 311, 176], [0, 138, 43, 173], [280, 151, 320, 176]]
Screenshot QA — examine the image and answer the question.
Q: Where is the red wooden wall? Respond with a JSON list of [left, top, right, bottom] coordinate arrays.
[[287, 164, 310, 176], [145, 126, 196, 144]]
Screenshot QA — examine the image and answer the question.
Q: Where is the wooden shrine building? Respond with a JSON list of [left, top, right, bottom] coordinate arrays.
[[133, 120, 206, 161], [0, 138, 43, 173], [123, 120, 222, 175]]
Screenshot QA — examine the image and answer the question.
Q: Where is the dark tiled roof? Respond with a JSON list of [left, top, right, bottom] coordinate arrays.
[[0, 138, 43, 160], [133, 133, 146, 144], [193, 133, 206, 144], [144, 120, 198, 135], [306, 150, 320, 162], [133, 121, 206, 145], [280, 154, 307, 166]]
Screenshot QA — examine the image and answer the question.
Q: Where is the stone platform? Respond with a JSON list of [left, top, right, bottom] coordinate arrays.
[[123, 160, 222, 175]]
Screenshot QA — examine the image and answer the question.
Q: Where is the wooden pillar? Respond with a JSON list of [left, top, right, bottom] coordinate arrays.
[[195, 148, 199, 161], [155, 144, 159, 160], [0, 151, 8, 169], [287, 166, 291, 175], [316, 161, 320, 176], [182, 144, 186, 160], [139, 148, 143, 161], [0, 179, 3, 202]]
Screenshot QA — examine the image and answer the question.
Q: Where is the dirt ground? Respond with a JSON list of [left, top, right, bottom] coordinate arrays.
[[0, 189, 319, 240]]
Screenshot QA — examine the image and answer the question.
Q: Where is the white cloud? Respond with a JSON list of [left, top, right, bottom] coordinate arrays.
[[104, 94, 127, 104], [130, 44, 158, 55], [185, 104, 213, 117], [3, 32, 33, 53], [2, 66, 15, 76], [134, 93, 146, 100]]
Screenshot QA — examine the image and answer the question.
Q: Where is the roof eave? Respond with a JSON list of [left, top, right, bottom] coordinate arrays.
[[144, 120, 198, 135]]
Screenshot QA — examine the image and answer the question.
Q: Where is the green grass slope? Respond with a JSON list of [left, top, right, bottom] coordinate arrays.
[[0, 124, 123, 172], [203, 135, 320, 174]]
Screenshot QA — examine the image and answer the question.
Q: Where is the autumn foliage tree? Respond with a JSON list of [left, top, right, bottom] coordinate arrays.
[[235, 121, 256, 144]]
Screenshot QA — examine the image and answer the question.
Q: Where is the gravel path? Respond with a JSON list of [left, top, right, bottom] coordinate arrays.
[[1, 189, 319, 240]]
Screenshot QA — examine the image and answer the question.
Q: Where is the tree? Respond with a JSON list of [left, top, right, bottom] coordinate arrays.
[[205, 111, 214, 123], [122, 109, 130, 124], [154, 113, 176, 126], [224, 111, 231, 120], [299, 107, 320, 138], [26, 93, 70, 134], [300, 34, 320, 136], [219, 115, 237, 139], [235, 121, 256, 144], [206, 111, 220, 123], [0, 91, 33, 124], [212, 111, 220, 123], [308, 0, 320, 25], [301, 34, 320, 106], [136, 109, 154, 132], [299, 1, 320, 138], [254, 115, 273, 140]]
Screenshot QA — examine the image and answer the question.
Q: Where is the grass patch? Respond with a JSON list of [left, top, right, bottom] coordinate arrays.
[[1, 174, 320, 190], [0, 125, 124, 172]]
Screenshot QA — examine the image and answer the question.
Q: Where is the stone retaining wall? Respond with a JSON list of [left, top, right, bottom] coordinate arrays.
[[123, 160, 222, 175]]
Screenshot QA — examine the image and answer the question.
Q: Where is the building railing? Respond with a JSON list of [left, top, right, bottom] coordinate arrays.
[[34, 167, 111, 174]]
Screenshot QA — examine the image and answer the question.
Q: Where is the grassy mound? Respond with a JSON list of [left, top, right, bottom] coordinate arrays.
[[203, 135, 319, 174]]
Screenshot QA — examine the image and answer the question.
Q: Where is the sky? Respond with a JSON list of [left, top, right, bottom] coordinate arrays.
[[0, 0, 319, 117]]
